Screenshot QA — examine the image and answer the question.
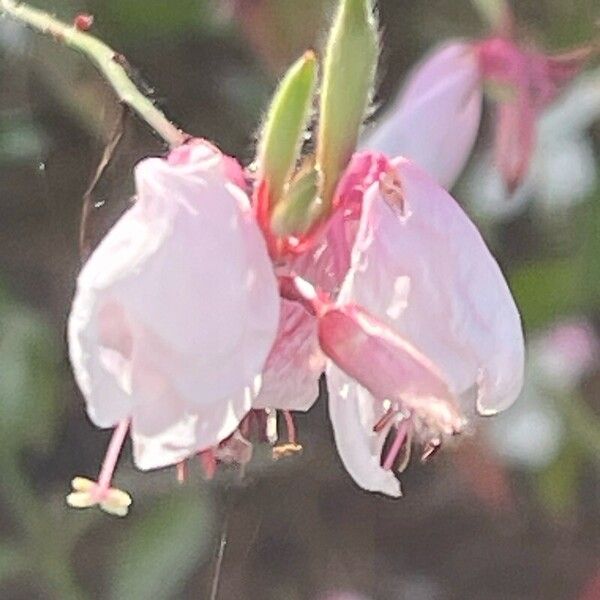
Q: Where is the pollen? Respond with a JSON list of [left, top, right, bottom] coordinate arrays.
[[272, 442, 303, 460], [66, 476, 132, 517]]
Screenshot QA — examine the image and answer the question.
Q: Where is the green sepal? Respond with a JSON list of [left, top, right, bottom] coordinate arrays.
[[258, 51, 318, 206], [470, 0, 511, 30], [316, 0, 378, 211], [271, 164, 322, 236]]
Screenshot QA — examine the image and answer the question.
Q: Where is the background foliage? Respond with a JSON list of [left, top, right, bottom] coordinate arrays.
[[0, 1, 599, 598]]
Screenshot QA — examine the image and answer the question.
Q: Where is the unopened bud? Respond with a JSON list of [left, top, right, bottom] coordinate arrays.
[[317, 0, 379, 214], [258, 51, 318, 207]]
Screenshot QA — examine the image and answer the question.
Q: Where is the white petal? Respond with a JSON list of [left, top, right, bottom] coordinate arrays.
[[327, 365, 401, 498], [129, 345, 257, 470]]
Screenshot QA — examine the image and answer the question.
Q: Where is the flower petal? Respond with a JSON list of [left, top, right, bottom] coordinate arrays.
[[319, 306, 456, 418], [253, 299, 324, 411], [327, 365, 401, 497], [362, 41, 482, 189], [129, 326, 258, 469], [68, 141, 280, 460], [340, 158, 524, 415]]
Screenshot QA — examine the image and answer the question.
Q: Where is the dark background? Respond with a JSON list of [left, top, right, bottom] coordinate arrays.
[[0, 1, 599, 598]]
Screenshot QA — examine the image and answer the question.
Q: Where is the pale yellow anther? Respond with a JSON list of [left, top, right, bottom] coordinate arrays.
[[66, 491, 95, 509], [101, 488, 132, 517], [272, 443, 303, 460], [66, 476, 132, 517], [71, 476, 95, 492], [99, 501, 129, 518]]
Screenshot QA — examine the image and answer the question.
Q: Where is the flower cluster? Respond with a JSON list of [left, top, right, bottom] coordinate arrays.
[[65, 0, 593, 514]]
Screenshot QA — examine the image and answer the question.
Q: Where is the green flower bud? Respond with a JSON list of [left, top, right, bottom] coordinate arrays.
[[471, 0, 511, 30], [317, 0, 379, 211], [271, 164, 321, 237], [258, 51, 318, 207]]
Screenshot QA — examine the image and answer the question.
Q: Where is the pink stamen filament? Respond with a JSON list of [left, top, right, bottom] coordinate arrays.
[[95, 418, 130, 497], [373, 407, 399, 433], [199, 450, 217, 480], [282, 410, 297, 445], [176, 461, 188, 484], [382, 420, 411, 471]]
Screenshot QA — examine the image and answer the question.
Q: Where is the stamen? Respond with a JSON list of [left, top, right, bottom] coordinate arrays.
[[265, 408, 278, 444], [382, 419, 411, 471], [373, 406, 398, 433], [67, 420, 132, 516], [380, 169, 406, 216], [282, 410, 297, 445], [176, 461, 188, 484], [199, 450, 217, 480], [421, 438, 442, 462], [95, 419, 130, 497]]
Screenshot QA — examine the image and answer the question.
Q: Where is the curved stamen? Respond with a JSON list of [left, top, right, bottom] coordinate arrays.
[[382, 419, 411, 471], [283, 410, 297, 445], [373, 406, 399, 433]]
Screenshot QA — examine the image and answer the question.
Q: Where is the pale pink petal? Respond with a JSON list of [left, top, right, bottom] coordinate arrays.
[[287, 152, 389, 295], [339, 158, 524, 416], [129, 321, 257, 469], [253, 299, 324, 411], [320, 306, 455, 413], [286, 277, 460, 497], [493, 96, 536, 193], [68, 141, 280, 466], [362, 41, 482, 189], [327, 365, 401, 497]]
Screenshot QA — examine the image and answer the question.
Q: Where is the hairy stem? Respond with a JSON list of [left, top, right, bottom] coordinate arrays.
[[0, 0, 186, 147]]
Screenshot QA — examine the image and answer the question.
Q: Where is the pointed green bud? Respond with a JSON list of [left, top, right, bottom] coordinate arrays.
[[271, 164, 322, 237], [258, 51, 318, 206], [470, 0, 510, 30], [317, 0, 378, 210]]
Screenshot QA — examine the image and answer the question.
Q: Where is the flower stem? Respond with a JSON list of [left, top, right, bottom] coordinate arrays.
[[0, 0, 187, 148]]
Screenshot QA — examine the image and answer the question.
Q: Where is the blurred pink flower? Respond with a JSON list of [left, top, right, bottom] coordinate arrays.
[[476, 37, 591, 193], [363, 23, 590, 193], [291, 155, 525, 496], [534, 319, 598, 389], [362, 41, 483, 190], [68, 140, 280, 477]]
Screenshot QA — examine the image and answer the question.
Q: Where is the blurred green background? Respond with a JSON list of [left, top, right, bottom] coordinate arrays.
[[0, 1, 599, 598]]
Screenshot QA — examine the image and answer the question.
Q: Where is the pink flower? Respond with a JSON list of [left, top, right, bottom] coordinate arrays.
[[363, 24, 590, 194], [253, 299, 324, 412], [292, 156, 525, 496], [476, 38, 591, 192], [362, 41, 483, 190], [68, 140, 280, 480], [534, 319, 598, 389]]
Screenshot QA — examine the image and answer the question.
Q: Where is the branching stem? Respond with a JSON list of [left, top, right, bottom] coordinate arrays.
[[0, 0, 187, 147]]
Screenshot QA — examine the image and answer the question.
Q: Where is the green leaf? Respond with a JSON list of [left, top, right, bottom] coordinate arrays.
[[110, 490, 214, 600], [317, 0, 379, 211], [258, 51, 318, 206], [579, 186, 600, 308]]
